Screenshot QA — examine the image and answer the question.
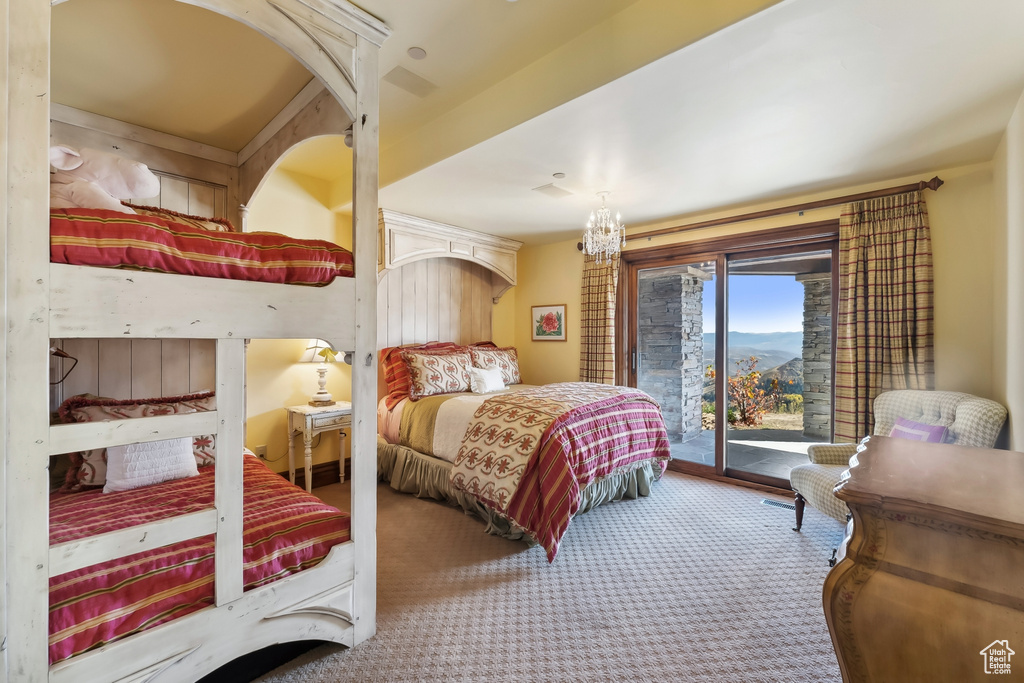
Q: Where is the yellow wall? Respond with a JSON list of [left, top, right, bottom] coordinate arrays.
[[513, 240, 585, 384], [511, 163, 1003, 405], [992, 89, 1024, 449], [245, 168, 352, 473]]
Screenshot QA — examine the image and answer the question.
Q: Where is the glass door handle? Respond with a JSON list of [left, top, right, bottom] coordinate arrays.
[[631, 347, 638, 374]]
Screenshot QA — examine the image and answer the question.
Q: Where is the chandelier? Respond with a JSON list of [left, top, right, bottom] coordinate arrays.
[[583, 192, 625, 264]]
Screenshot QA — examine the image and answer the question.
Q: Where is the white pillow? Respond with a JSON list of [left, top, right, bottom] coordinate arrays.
[[469, 366, 505, 394], [103, 437, 199, 493]]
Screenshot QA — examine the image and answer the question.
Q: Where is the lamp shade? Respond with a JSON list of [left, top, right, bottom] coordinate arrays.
[[299, 339, 337, 364]]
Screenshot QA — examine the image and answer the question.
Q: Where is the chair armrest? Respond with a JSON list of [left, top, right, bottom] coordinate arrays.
[[806, 443, 858, 466]]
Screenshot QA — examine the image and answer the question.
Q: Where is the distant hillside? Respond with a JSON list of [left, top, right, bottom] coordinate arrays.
[[704, 331, 802, 358], [703, 346, 798, 374], [760, 358, 804, 394]]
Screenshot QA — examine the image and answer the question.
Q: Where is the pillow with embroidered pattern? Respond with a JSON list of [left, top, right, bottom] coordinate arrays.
[[469, 346, 521, 385], [380, 342, 464, 408], [402, 350, 472, 400]]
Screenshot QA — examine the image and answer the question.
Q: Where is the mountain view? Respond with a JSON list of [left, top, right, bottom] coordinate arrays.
[[701, 332, 804, 396]]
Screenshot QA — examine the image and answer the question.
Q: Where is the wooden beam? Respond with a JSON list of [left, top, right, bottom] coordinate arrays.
[[49, 264, 357, 346], [50, 104, 238, 167], [236, 78, 325, 166], [49, 412, 219, 456], [214, 339, 245, 606], [49, 509, 218, 577]]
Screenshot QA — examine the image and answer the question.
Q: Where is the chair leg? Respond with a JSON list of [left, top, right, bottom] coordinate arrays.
[[793, 492, 805, 532]]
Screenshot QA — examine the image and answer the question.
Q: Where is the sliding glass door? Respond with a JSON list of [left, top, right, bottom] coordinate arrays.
[[724, 249, 833, 487], [635, 261, 717, 469], [625, 231, 837, 489]]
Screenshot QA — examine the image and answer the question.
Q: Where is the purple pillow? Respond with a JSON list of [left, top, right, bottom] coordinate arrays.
[[889, 417, 948, 443]]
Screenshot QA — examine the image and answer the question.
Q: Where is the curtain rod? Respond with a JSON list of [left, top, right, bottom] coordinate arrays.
[[575, 175, 943, 251]]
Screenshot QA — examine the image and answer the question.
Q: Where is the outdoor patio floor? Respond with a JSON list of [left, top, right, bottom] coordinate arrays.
[[669, 429, 824, 481]]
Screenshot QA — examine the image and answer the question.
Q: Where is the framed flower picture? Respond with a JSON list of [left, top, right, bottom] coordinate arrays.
[[532, 304, 567, 341]]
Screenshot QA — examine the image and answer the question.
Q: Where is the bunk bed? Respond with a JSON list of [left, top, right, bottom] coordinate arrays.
[[2, 1, 388, 681]]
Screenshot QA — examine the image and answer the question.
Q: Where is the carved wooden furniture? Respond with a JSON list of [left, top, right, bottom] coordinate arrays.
[[288, 401, 353, 492], [791, 390, 1006, 530], [823, 435, 1024, 682], [3, 0, 387, 680], [378, 208, 522, 303]]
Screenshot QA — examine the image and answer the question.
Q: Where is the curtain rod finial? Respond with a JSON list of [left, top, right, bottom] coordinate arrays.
[[922, 176, 944, 191], [577, 242, 583, 252]]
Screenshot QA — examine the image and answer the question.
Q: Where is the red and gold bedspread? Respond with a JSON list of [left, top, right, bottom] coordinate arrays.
[[452, 383, 671, 561], [50, 208, 353, 286], [48, 456, 350, 665]]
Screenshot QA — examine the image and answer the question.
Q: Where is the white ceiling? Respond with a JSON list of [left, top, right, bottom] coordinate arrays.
[[379, 0, 1024, 244]]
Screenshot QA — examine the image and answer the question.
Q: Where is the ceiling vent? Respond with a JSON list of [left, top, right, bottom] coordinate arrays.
[[383, 66, 438, 98], [531, 183, 573, 198]]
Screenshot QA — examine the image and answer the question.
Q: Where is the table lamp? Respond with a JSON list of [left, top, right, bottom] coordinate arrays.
[[300, 338, 338, 406]]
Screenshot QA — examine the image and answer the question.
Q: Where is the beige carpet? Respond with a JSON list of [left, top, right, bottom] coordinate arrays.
[[258, 472, 845, 683]]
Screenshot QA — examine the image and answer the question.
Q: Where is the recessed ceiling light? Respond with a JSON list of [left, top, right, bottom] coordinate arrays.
[[407, 46, 427, 60], [552, 172, 566, 179]]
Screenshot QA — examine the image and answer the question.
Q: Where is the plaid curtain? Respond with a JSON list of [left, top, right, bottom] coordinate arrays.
[[579, 253, 619, 384], [834, 191, 934, 442]]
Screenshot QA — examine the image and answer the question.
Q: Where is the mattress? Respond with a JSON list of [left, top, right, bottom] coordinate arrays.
[[384, 382, 672, 560], [48, 455, 350, 665], [50, 208, 354, 286]]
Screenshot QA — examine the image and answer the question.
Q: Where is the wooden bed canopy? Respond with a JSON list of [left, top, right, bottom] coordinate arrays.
[[2, 0, 388, 681], [376, 209, 522, 356]]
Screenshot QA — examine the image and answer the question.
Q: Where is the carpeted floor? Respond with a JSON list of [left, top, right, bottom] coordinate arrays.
[[257, 472, 845, 683]]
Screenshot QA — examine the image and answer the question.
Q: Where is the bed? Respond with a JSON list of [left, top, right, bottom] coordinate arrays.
[[376, 344, 672, 561], [3, 1, 388, 680], [50, 207, 354, 286], [49, 454, 349, 665]]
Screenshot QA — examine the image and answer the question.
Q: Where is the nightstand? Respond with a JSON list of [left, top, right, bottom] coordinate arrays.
[[285, 401, 352, 493]]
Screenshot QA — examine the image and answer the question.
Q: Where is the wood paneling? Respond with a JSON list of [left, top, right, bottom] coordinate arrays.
[[377, 256, 493, 348], [50, 338, 218, 409]]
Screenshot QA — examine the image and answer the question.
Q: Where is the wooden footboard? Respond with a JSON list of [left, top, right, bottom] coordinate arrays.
[[48, 542, 357, 683]]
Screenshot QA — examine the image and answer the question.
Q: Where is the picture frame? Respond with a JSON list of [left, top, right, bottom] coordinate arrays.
[[531, 304, 567, 341]]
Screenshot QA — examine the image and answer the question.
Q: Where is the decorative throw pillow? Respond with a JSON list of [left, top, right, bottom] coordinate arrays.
[[469, 346, 521, 385], [402, 350, 472, 400], [380, 342, 464, 408], [124, 203, 236, 232], [103, 437, 199, 493], [889, 417, 948, 443], [58, 391, 217, 491], [469, 366, 505, 394]]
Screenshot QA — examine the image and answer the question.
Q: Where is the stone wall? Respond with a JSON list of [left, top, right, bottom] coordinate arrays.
[[637, 267, 711, 442], [797, 273, 832, 439]]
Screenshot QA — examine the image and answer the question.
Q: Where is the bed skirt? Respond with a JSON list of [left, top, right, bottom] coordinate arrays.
[[377, 438, 659, 545]]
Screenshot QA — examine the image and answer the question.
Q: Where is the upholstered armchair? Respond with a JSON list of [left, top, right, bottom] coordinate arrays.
[[790, 390, 1007, 530]]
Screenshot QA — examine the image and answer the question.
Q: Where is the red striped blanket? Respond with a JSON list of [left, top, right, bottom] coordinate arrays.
[[452, 383, 671, 561], [50, 208, 354, 286], [48, 456, 350, 665]]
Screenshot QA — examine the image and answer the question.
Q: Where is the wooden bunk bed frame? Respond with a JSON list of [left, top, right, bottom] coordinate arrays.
[[2, 1, 388, 681]]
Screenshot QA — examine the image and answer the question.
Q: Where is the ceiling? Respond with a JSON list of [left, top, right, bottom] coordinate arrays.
[[51, 0, 780, 207], [51, 0, 1024, 247], [379, 0, 1024, 243]]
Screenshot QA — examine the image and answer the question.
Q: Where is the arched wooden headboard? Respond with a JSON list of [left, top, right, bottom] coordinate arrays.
[[376, 209, 522, 350]]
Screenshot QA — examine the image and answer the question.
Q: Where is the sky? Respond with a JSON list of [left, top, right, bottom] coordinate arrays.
[[702, 274, 804, 334]]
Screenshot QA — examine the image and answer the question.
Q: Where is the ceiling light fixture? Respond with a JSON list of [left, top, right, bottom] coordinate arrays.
[[552, 172, 566, 179], [407, 46, 427, 60], [582, 191, 625, 264]]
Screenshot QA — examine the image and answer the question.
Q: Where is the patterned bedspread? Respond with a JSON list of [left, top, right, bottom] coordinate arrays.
[[48, 456, 350, 665], [451, 383, 671, 561], [50, 208, 354, 286]]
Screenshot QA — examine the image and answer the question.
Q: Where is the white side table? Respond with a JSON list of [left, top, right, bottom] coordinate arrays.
[[285, 401, 352, 493]]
